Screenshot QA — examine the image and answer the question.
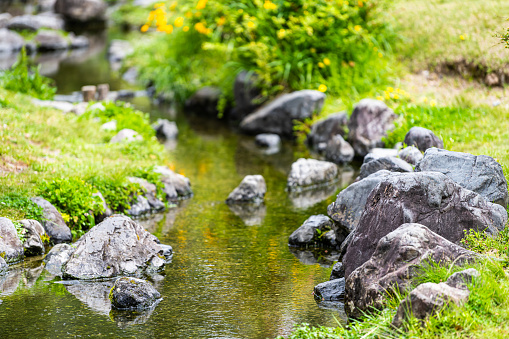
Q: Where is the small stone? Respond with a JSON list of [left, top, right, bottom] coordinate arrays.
[[287, 158, 339, 191], [288, 215, 333, 247], [404, 127, 443, 152], [330, 262, 344, 280], [226, 175, 266, 204], [325, 135, 354, 165], [101, 120, 117, 131], [358, 156, 413, 180], [110, 129, 143, 143], [397, 146, 423, 165], [313, 278, 345, 301], [446, 268, 480, 290], [255, 133, 281, 149], [110, 277, 161, 310], [153, 119, 178, 140]]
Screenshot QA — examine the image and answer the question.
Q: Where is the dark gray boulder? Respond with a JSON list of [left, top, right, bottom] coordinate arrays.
[[397, 146, 423, 165], [287, 158, 339, 191], [110, 277, 161, 310], [127, 177, 165, 216], [0, 218, 24, 264], [345, 223, 477, 319], [343, 172, 507, 278], [255, 133, 281, 149], [392, 282, 469, 328], [446, 268, 480, 290], [153, 119, 178, 140], [327, 170, 392, 241], [230, 70, 263, 122], [62, 215, 166, 280], [0, 29, 24, 54], [43, 243, 75, 276], [358, 156, 413, 180], [415, 148, 509, 207], [307, 112, 348, 151], [240, 90, 325, 139], [185, 86, 221, 116], [31, 197, 72, 244], [329, 262, 344, 280], [154, 166, 193, 202], [19, 220, 45, 257], [314, 278, 345, 301], [404, 127, 443, 152], [288, 215, 334, 247], [54, 0, 107, 22], [226, 175, 266, 204], [325, 135, 355, 165], [347, 99, 397, 157]]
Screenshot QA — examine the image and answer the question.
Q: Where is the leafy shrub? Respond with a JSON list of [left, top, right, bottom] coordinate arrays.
[[132, 166, 166, 201], [12, 221, 27, 244], [0, 194, 44, 221], [87, 175, 142, 212], [461, 227, 509, 261], [39, 178, 105, 238], [0, 48, 56, 100]]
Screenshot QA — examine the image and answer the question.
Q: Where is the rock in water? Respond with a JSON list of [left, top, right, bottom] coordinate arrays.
[[255, 134, 281, 149], [62, 215, 166, 280], [347, 99, 397, 157], [0, 218, 24, 264], [287, 158, 339, 191], [327, 170, 392, 241], [153, 119, 178, 140], [110, 277, 161, 310], [154, 166, 193, 202], [31, 197, 72, 244], [54, 0, 107, 22], [34, 31, 69, 51], [404, 127, 443, 152], [343, 172, 507, 278], [415, 148, 509, 207], [397, 146, 423, 165], [345, 223, 477, 319], [240, 90, 325, 139], [307, 112, 348, 151], [288, 215, 334, 247], [127, 177, 165, 216], [19, 220, 45, 257], [44, 243, 75, 276], [329, 262, 344, 280], [358, 156, 413, 179], [0, 29, 24, 54], [226, 175, 266, 203], [314, 278, 345, 301], [324, 135, 355, 165]]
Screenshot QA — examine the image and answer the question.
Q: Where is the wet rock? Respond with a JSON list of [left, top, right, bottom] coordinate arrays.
[[34, 30, 69, 51], [415, 148, 509, 207], [255, 133, 281, 149], [185, 86, 221, 116], [397, 146, 423, 165], [107, 39, 133, 71], [316, 300, 348, 323], [0, 266, 22, 295], [127, 177, 165, 217], [154, 166, 193, 202], [327, 170, 392, 241], [392, 282, 469, 328], [159, 244, 173, 263], [31, 197, 72, 244], [62, 215, 166, 280], [55, 0, 107, 23], [44, 243, 75, 276], [330, 262, 344, 280], [343, 172, 506, 278], [287, 158, 339, 191], [0, 29, 24, 54], [359, 156, 413, 180], [226, 175, 266, 204], [240, 90, 325, 139], [231, 70, 263, 122], [345, 223, 477, 319], [288, 215, 335, 247], [314, 278, 345, 302], [110, 277, 161, 310], [307, 112, 348, 152], [18, 220, 45, 257], [6, 14, 64, 31], [110, 129, 143, 143], [227, 203, 266, 226], [347, 99, 397, 157], [0, 218, 23, 264], [325, 135, 354, 165], [446, 268, 480, 290], [404, 127, 443, 152], [153, 119, 178, 140], [69, 33, 89, 49]]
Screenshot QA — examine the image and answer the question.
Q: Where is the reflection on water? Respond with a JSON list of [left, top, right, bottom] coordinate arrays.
[[288, 247, 340, 268], [227, 203, 267, 226]]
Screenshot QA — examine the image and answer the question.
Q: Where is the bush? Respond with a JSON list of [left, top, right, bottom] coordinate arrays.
[[87, 175, 142, 213], [0, 48, 56, 100], [0, 194, 44, 221]]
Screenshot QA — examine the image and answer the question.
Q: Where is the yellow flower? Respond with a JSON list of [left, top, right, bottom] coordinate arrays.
[[196, 0, 207, 10], [195, 22, 210, 34], [323, 58, 331, 66], [378, 52, 383, 58], [247, 21, 255, 28], [263, 1, 277, 10], [185, 11, 193, 18], [195, 11, 201, 17], [354, 25, 362, 31], [376, 96, 384, 101], [393, 94, 400, 100], [460, 35, 465, 40], [169, 1, 177, 10], [387, 87, 394, 93], [174, 17, 184, 27], [218, 16, 226, 26], [277, 28, 286, 39], [140, 24, 149, 32], [318, 84, 327, 92], [238, 9, 244, 14], [318, 62, 325, 68], [183, 26, 189, 32], [430, 100, 437, 107], [154, 2, 165, 8], [358, 0, 363, 7]]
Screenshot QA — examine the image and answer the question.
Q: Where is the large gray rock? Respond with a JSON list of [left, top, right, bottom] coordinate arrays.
[[44, 243, 75, 276], [404, 127, 443, 152], [31, 197, 72, 244], [343, 172, 507, 278], [34, 31, 69, 51], [153, 119, 178, 140], [154, 166, 193, 202], [327, 170, 392, 241], [392, 282, 469, 328], [0, 29, 24, 54], [226, 175, 266, 204], [345, 223, 477, 319], [358, 156, 413, 180], [54, 0, 107, 22], [0, 218, 24, 264], [62, 215, 166, 280], [19, 220, 45, 257], [230, 70, 263, 122], [415, 148, 509, 207], [347, 99, 397, 157], [110, 277, 161, 310], [287, 158, 339, 191], [314, 278, 345, 302], [397, 146, 423, 165], [325, 135, 354, 165], [307, 112, 348, 152], [288, 215, 334, 247], [240, 90, 325, 139]]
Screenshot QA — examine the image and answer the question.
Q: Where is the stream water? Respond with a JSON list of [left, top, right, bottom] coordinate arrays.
[[0, 22, 358, 339]]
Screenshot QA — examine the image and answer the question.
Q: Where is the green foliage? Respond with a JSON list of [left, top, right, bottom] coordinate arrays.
[[39, 177, 105, 238], [12, 221, 27, 244], [87, 175, 141, 212], [462, 227, 509, 261], [0, 48, 55, 100], [131, 166, 166, 201], [0, 194, 44, 221]]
